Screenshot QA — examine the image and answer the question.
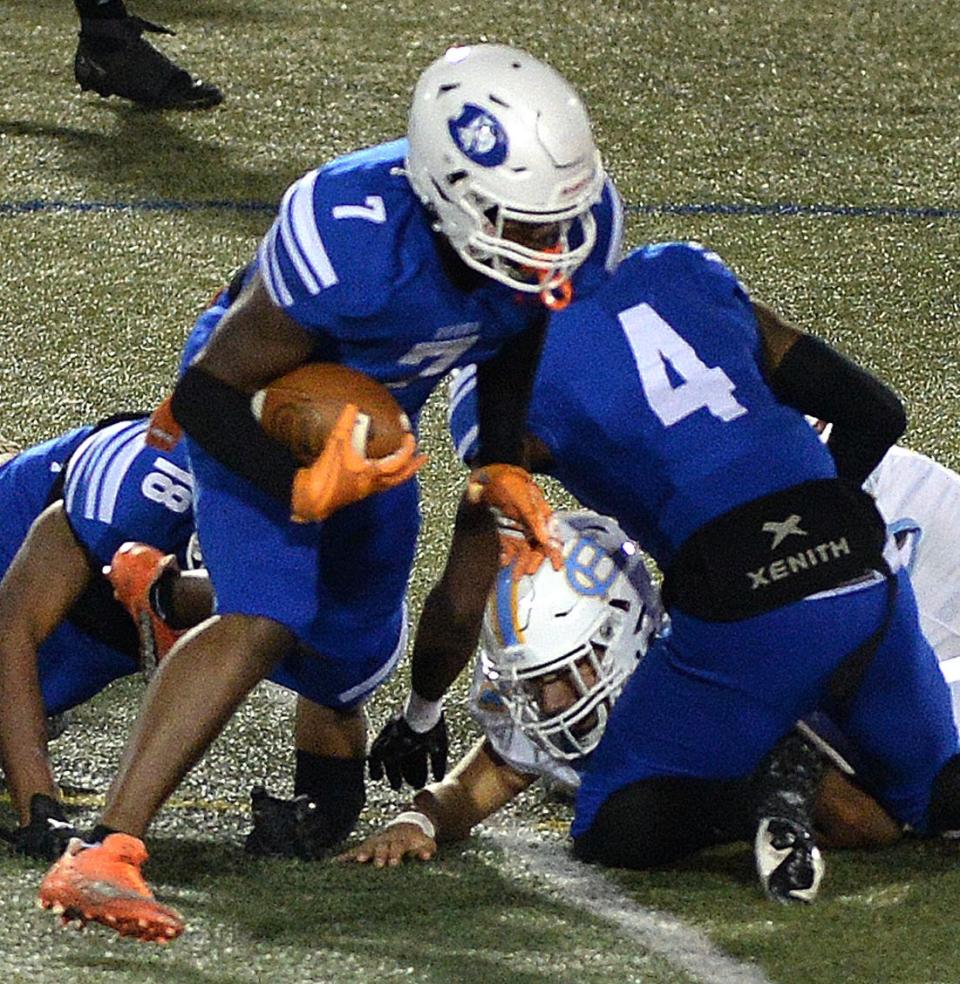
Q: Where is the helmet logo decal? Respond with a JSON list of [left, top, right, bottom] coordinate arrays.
[[565, 537, 617, 597], [448, 104, 508, 167]]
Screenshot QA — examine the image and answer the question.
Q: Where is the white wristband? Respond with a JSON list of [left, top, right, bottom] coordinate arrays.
[[403, 692, 443, 733], [388, 810, 436, 840]]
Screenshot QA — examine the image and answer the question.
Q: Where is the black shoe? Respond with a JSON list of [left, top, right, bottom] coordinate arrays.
[[74, 14, 223, 110], [755, 816, 825, 903], [244, 786, 354, 861]]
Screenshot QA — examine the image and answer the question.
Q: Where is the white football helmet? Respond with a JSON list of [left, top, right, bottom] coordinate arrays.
[[405, 44, 605, 300], [480, 511, 662, 761]]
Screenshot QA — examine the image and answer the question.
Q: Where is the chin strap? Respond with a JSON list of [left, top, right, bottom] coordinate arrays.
[[539, 278, 573, 310], [536, 242, 574, 310]]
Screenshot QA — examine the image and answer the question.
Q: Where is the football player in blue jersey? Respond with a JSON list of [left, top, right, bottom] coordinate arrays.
[[383, 241, 960, 893], [0, 415, 404, 876], [0, 417, 198, 864], [342, 512, 900, 901], [39, 43, 622, 942]]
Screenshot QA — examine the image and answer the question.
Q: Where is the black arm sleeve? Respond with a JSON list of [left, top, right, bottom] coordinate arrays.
[[768, 334, 906, 485], [471, 317, 547, 468], [171, 365, 300, 502]]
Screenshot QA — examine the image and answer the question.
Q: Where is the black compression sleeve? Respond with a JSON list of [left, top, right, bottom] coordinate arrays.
[[171, 365, 300, 502], [769, 334, 906, 485], [472, 319, 547, 468]]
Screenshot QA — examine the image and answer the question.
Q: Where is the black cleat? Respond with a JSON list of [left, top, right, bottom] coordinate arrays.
[[755, 816, 825, 904], [74, 14, 222, 110], [244, 786, 356, 861]]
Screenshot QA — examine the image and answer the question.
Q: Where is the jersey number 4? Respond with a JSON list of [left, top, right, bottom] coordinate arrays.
[[618, 303, 747, 427]]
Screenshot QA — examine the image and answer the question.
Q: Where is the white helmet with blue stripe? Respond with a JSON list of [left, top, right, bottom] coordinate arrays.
[[480, 510, 662, 761], [405, 44, 605, 299]]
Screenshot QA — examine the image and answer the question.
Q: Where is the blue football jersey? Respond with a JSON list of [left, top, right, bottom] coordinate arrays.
[[62, 417, 195, 568], [248, 139, 621, 418], [450, 243, 836, 567], [0, 426, 93, 565]]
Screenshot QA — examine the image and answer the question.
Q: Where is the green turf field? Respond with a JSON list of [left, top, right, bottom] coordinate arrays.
[[0, 1, 958, 981]]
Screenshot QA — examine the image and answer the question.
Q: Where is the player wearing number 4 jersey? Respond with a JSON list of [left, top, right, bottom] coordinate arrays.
[[399, 241, 960, 884], [0, 417, 196, 864], [39, 43, 621, 941]]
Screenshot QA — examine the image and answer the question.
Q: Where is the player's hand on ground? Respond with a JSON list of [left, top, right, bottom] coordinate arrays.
[[336, 823, 437, 867], [1, 794, 77, 861], [291, 404, 426, 523], [368, 710, 448, 791]]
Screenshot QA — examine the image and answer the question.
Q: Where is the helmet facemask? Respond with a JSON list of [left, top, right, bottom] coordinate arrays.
[[464, 194, 598, 297], [480, 510, 662, 764], [488, 615, 628, 760]]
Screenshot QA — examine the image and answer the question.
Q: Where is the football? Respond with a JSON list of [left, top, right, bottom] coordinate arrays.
[[251, 363, 411, 465]]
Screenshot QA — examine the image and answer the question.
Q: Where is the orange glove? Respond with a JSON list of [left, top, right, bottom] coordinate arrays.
[[466, 464, 561, 574], [498, 522, 556, 580], [290, 404, 426, 523], [145, 394, 182, 451]]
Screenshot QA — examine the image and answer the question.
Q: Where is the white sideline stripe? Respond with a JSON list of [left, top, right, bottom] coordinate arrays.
[[490, 827, 773, 984]]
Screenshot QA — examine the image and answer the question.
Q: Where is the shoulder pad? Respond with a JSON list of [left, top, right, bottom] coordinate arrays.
[[259, 146, 420, 323]]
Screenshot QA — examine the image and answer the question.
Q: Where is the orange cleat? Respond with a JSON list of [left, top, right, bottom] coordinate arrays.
[[104, 542, 184, 675], [38, 834, 184, 942]]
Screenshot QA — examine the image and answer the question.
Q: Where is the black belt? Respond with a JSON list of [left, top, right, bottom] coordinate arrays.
[[662, 478, 889, 622]]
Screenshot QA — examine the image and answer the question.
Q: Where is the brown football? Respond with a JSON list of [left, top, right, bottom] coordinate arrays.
[[251, 363, 410, 465]]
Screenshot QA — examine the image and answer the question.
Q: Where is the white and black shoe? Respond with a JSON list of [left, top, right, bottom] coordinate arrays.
[[755, 815, 824, 904]]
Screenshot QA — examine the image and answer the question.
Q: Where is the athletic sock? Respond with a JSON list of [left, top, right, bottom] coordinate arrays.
[[294, 750, 366, 844], [75, 0, 128, 19]]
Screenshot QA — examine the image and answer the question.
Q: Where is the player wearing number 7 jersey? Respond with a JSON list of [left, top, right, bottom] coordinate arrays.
[[430, 241, 960, 878], [38, 43, 622, 941]]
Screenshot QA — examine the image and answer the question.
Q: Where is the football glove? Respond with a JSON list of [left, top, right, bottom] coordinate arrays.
[[1, 794, 77, 861], [144, 393, 182, 451], [244, 786, 357, 860], [290, 404, 426, 523], [466, 464, 561, 575], [368, 711, 448, 791]]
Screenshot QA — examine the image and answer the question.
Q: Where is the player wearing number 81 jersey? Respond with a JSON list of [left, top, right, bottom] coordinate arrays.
[[444, 241, 960, 874], [0, 417, 195, 859]]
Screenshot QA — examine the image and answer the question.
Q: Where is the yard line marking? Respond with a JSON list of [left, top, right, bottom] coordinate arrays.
[[490, 826, 773, 984], [0, 198, 959, 221]]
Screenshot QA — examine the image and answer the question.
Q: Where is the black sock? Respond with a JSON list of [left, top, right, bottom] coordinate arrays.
[[294, 750, 365, 846], [75, 0, 128, 18], [294, 750, 365, 801]]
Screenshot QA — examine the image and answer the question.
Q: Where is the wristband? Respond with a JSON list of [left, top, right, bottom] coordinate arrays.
[[388, 810, 436, 840], [404, 692, 443, 733]]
